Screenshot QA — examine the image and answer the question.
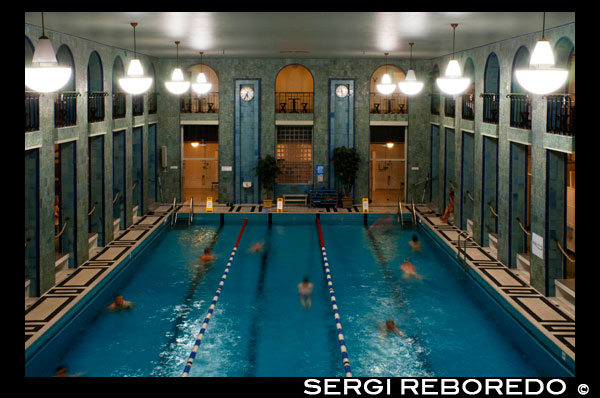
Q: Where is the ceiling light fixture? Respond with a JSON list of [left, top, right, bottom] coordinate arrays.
[[192, 52, 212, 94], [25, 12, 72, 93], [386, 142, 395, 148], [165, 41, 190, 95], [398, 42, 424, 95], [376, 53, 396, 95], [436, 24, 470, 95], [515, 12, 569, 95], [119, 23, 153, 95]]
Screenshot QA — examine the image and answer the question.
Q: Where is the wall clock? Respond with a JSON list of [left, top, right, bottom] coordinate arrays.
[[240, 85, 255, 101], [335, 84, 349, 98]]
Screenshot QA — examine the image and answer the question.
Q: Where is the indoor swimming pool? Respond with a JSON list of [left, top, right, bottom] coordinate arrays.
[[25, 214, 571, 377]]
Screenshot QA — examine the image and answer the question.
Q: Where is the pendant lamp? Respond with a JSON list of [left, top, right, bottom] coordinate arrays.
[[119, 23, 153, 95], [376, 53, 396, 95], [398, 42, 424, 95], [436, 24, 470, 95], [165, 41, 190, 95], [192, 52, 212, 94], [515, 13, 568, 95], [25, 12, 72, 93]]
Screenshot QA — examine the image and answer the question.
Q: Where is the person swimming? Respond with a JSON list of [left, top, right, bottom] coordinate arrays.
[[107, 295, 135, 311], [400, 257, 423, 280], [379, 319, 406, 338], [298, 275, 314, 310], [409, 235, 422, 252], [199, 247, 217, 263], [250, 241, 265, 253]]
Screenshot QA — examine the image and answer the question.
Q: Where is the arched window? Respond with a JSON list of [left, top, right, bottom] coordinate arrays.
[[276, 64, 314, 113], [370, 64, 406, 114], [462, 58, 475, 120], [25, 36, 39, 132], [430, 64, 440, 115], [87, 51, 106, 122], [55, 44, 78, 127], [547, 37, 575, 135], [482, 53, 500, 124], [509, 46, 531, 128], [181, 63, 219, 114], [148, 63, 157, 114], [112, 56, 126, 119]]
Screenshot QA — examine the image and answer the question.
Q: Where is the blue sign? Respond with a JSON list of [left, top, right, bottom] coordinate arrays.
[[316, 165, 324, 175]]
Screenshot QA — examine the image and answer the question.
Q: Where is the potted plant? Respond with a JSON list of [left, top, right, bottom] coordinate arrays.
[[255, 154, 281, 208], [331, 146, 361, 208]]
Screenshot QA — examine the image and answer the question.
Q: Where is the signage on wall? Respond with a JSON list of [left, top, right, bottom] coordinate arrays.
[[316, 165, 324, 182], [362, 198, 369, 213], [206, 197, 213, 213], [277, 198, 284, 213], [531, 232, 543, 259]]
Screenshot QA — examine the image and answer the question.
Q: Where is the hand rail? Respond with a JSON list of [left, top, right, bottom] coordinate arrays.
[[465, 190, 474, 202], [487, 202, 498, 218], [554, 238, 575, 263], [88, 201, 98, 216], [515, 217, 531, 236], [411, 199, 417, 225], [397, 200, 404, 226], [131, 181, 137, 191], [413, 176, 431, 186], [448, 180, 456, 191], [457, 230, 470, 267], [25, 237, 31, 248], [189, 197, 194, 225], [112, 190, 120, 204], [55, 217, 70, 239], [171, 197, 178, 226]]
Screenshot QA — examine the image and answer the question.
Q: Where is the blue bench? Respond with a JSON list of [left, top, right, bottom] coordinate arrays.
[[309, 189, 338, 207]]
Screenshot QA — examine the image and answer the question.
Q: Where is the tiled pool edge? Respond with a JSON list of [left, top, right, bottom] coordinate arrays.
[[25, 205, 181, 365], [413, 206, 575, 375]]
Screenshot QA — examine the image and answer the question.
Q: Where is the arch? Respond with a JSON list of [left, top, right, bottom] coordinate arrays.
[[185, 63, 219, 92], [369, 64, 405, 93], [56, 44, 76, 91], [463, 57, 476, 95], [148, 62, 157, 91], [430, 64, 440, 92], [276, 64, 314, 93], [511, 46, 530, 93], [554, 37, 575, 94], [87, 51, 104, 92], [484, 52, 500, 94], [112, 56, 125, 92], [25, 36, 35, 66]]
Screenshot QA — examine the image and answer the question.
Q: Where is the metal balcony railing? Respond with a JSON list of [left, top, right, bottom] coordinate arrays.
[[547, 94, 575, 136], [370, 92, 408, 114], [54, 91, 79, 128], [132, 95, 144, 116], [444, 95, 455, 118], [112, 92, 126, 119], [276, 92, 314, 113], [431, 94, 440, 115], [25, 91, 40, 132], [462, 93, 475, 120], [88, 91, 108, 123], [180, 92, 219, 113], [507, 93, 531, 129], [481, 93, 499, 124], [148, 91, 157, 114]]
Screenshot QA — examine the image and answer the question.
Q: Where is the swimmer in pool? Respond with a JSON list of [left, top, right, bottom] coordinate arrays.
[[379, 319, 406, 338], [107, 295, 136, 311], [400, 257, 423, 280], [298, 275, 314, 310], [409, 235, 422, 252], [199, 247, 217, 264], [250, 241, 265, 253]]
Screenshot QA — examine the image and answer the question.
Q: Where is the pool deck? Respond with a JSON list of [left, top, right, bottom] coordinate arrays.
[[25, 202, 575, 372]]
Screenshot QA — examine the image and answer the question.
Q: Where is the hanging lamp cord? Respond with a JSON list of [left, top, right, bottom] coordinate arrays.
[[541, 12, 546, 39], [131, 22, 138, 58]]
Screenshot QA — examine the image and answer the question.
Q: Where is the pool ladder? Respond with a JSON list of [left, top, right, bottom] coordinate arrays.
[[398, 199, 417, 228], [457, 230, 470, 271], [171, 197, 178, 227]]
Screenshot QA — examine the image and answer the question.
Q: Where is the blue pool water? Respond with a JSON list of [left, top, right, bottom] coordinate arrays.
[[30, 214, 570, 377]]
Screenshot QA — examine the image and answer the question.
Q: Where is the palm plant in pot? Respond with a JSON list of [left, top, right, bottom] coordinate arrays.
[[255, 154, 281, 208], [331, 146, 361, 208]]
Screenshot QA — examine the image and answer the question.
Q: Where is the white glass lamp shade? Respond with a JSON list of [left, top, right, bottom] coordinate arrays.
[[398, 69, 424, 95], [191, 72, 212, 94], [25, 37, 72, 92], [436, 59, 470, 95], [119, 59, 153, 95], [514, 39, 568, 95], [376, 73, 396, 94], [165, 67, 190, 95]]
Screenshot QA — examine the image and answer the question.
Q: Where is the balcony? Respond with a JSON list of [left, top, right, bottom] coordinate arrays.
[[547, 94, 575, 136], [132, 95, 144, 116], [444, 95, 455, 118], [431, 94, 440, 115], [481, 93, 499, 124], [370, 92, 408, 114], [507, 93, 531, 129], [462, 94, 475, 120], [181, 92, 219, 113], [54, 91, 79, 128], [25, 91, 40, 132], [276, 92, 314, 113], [88, 91, 108, 123], [112, 92, 126, 119], [148, 92, 157, 114]]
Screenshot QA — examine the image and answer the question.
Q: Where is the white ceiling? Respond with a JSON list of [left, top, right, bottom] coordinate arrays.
[[25, 12, 575, 59]]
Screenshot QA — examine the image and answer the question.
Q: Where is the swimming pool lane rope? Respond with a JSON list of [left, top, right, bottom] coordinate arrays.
[[316, 218, 353, 377], [181, 218, 248, 377]]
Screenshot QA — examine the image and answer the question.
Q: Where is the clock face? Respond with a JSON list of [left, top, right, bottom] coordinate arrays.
[[240, 86, 255, 101], [335, 84, 349, 98]]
